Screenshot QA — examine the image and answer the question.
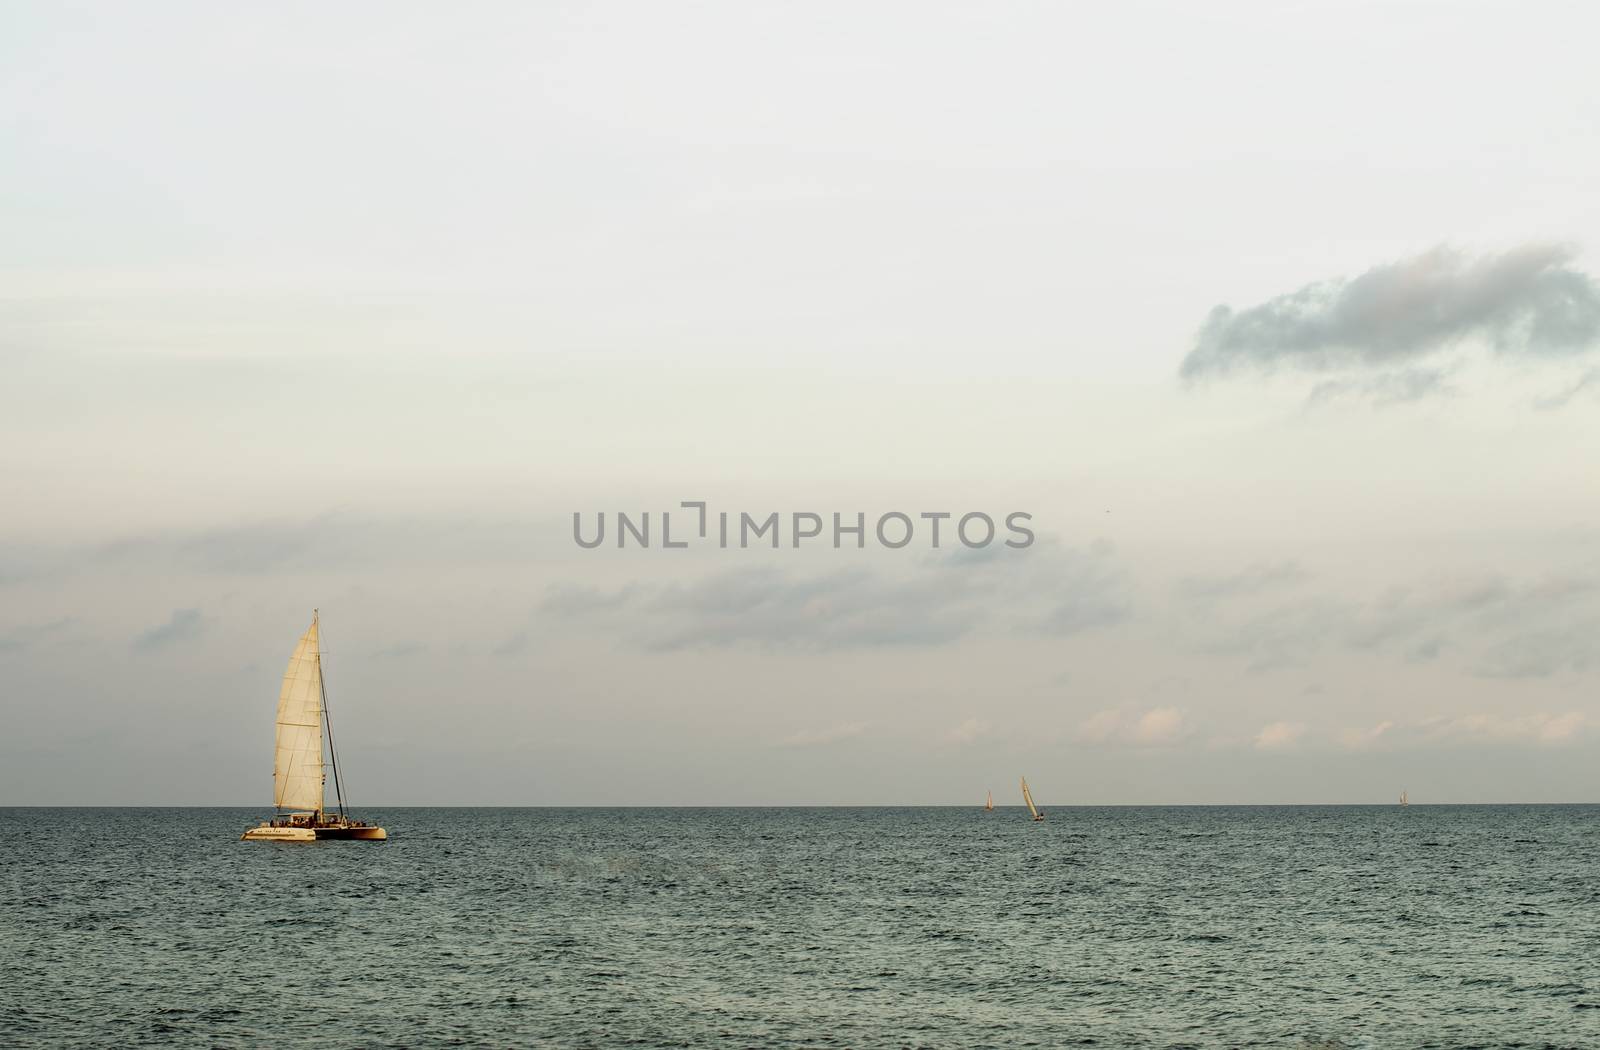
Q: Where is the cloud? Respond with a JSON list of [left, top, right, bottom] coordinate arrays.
[[1407, 636, 1445, 663], [1131, 707, 1187, 745], [1535, 712, 1587, 743], [1472, 627, 1597, 679], [1077, 706, 1189, 748], [1200, 597, 1344, 671], [541, 584, 640, 615], [1075, 708, 1124, 745], [542, 541, 1130, 651], [89, 513, 552, 577], [1037, 546, 1133, 635], [944, 717, 991, 745], [132, 608, 204, 651], [0, 514, 558, 595], [1337, 720, 1394, 750], [1442, 712, 1589, 744], [0, 544, 51, 588], [1305, 368, 1454, 408], [1253, 721, 1307, 751], [780, 722, 870, 748], [1177, 561, 1309, 601], [1180, 244, 1600, 382], [0, 616, 74, 654], [1198, 569, 1600, 674], [1340, 713, 1587, 749], [1533, 367, 1600, 410], [491, 630, 530, 657], [642, 566, 975, 649]]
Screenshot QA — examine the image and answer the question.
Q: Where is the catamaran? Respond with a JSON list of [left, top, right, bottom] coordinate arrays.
[[985, 789, 994, 812], [241, 612, 387, 842], [1021, 776, 1044, 821]]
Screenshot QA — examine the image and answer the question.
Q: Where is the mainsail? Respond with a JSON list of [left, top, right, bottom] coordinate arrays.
[[273, 616, 325, 813], [1021, 776, 1039, 820], [985, 790, 994, 812]]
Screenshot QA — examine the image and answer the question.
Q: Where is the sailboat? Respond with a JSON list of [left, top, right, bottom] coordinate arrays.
[[984, 790, 994, 812], [1399, 790, 1409, 807], [241, 612, 387, 842], [1021, 776, 1044, 822]]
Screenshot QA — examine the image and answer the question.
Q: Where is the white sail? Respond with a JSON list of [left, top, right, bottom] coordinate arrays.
[[1021, 777, 1039, 820], [273, 616, 325, 813]]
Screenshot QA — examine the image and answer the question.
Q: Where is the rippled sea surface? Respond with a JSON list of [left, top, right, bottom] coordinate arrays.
[[3, 807, 1599, 1048]]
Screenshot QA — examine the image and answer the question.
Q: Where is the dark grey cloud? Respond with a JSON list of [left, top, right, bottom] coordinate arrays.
[[541, 542, 1130, 651], [1180, 244, 1600, 381], [133, 608, 205, 651]]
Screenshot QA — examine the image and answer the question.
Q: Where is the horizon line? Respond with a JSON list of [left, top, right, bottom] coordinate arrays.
[[4, 801, 1599, 809]]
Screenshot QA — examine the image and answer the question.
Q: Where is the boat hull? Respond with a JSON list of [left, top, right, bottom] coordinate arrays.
[[241, 823, 387, 842], [314, 825, 387, 840]]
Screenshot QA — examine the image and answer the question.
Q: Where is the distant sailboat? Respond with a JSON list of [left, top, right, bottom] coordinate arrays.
[[241, 612, 387, 842], [985, 790, 994, 812], [1021, 776, 1044, 821], [1399, 790, 1409, 807]]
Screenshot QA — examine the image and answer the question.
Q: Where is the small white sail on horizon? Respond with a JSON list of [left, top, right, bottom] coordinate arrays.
[[985, 789, 994, 812], [1021, 776, 1043, 821]]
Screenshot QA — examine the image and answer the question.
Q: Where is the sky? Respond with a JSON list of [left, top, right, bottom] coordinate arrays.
[[3, 0, 1599, 805]]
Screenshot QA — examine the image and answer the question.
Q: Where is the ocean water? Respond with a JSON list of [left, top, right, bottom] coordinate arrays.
[[2, 806, 1597, 1048]]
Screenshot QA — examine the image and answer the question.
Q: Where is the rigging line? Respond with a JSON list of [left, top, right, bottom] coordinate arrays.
[[278, 748, 295, 815], [318, 615, 349, 821]]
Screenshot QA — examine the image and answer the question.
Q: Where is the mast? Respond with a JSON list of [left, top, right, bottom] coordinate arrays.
[[316, 610, 349, 821]]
